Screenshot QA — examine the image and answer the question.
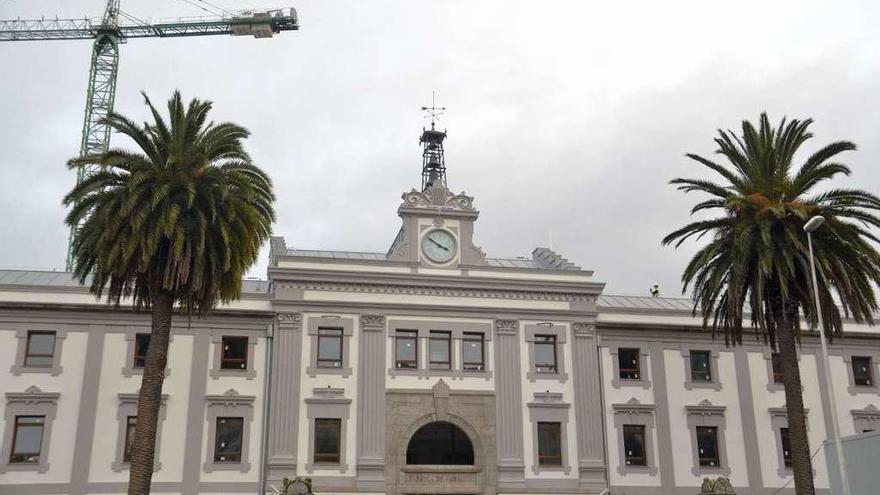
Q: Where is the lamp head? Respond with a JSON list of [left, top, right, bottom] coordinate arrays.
[[804, 216, 826, 233]]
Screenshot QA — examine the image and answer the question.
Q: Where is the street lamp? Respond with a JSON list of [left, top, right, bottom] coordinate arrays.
[[804, 215, 851, 495]]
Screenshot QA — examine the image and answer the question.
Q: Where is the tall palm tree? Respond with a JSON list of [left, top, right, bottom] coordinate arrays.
[[663, 113, 880, 494], [64, 91, 275, 495]]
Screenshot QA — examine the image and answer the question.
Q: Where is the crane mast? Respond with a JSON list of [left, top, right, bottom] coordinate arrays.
[[0, 1, 299, 270]]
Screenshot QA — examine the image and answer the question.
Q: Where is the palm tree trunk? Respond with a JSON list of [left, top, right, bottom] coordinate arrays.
[[777, 314, 816, 495], [127, 290, 174, 495]]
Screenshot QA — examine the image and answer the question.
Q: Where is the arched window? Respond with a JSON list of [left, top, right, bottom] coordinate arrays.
[[406, 421, 474, 465]]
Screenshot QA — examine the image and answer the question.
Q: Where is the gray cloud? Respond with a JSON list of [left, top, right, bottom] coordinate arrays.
[[1, 0, 878, 296]]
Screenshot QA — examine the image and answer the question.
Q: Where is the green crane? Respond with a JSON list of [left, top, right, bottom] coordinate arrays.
[[0, 0, 299, 270]]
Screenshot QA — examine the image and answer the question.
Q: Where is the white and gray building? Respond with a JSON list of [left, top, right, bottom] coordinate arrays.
[[1, 126, 879, 495]]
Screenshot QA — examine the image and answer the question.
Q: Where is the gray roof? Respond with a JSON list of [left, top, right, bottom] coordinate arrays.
[[285, 247, 584, 272], [0, 270, 270, 295], [597, 294, 695, 311]]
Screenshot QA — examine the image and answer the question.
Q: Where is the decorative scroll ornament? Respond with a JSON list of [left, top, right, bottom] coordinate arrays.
[[361, 314, 386, 327], [495, 319, 519, 333], [401, 183, 475, 211], [278, 312, 302, 324], [572, 322, 596, 336]]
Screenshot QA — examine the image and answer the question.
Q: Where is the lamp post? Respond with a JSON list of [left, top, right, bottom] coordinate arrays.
[[804, 215, 850, 495]]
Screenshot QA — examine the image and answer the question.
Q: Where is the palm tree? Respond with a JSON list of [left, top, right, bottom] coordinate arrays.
[[64, 91, 275, 495], [663, 113, 880, 494]]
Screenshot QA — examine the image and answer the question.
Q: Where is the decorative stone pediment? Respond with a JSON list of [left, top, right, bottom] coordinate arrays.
[[6, 386, 60, 405], [686, 399, 726, 417], [401, 184, 475, 211], [612, 397, 655, 415], [852, 404, 880, 420], [205, 388, 255, 407]]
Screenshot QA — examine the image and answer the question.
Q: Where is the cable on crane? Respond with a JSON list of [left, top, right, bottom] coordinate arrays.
[[176, 0, 225, 17]]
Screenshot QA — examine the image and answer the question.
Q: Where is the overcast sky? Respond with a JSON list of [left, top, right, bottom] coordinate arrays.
[[2, 0, 879, 296]]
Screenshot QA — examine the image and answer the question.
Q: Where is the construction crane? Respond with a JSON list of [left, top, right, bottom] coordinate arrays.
[[0, 0, 299, 270]]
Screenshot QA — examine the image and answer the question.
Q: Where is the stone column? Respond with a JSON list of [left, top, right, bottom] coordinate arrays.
[[357, 314, 387, 484], [494, 319, 525, 485], [571, 321, 608, 489], [267, 312, 303, 481]]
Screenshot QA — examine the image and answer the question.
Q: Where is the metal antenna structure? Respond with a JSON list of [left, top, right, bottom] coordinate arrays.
[[419, 92, 447, 191], [0, 1, 299, 270]]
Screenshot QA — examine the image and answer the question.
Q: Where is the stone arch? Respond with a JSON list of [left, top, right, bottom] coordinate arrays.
[[398, 412, 485, 468], [407, 421, 474, 465]]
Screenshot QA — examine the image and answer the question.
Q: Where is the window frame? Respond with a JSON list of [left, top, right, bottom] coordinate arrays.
[[695, 426, 721, 468], [1, 386, 60, 473], [11, 327, 66, 376], [306, 316, 355, 377], [304, 388, 351, 473], [618, 348, 642, 380], [851, 356, 874, 387], [122, 328, 170, 378], [23, 332, 56, 368], [622, 424, 647, 467], [133, 333, 150, 369], [461, 332, 485, 372], [524, 324, 568, 383], [769, 406, 809, 476], [533, 335, 558, 374], [213, 416, 245, 463], [112, 392, 167, 472], [316, 328, 344, 369], [609, 344, 650, 389], [313, 418, 342, 465], [122, 416, 137, 463], [680, 345, 722, 390], [779, 427, 793, 468], [220, 336, 249, 370], [428, 331, 452, 370], [840, 350, 880, 395], [685, 400, 730, 476], [9, 416, 45, 464], [526, 394, 571, 474], [612, 398, 658, 476], [210, 330, 257, 380], [395, 330, 419, 370], [203, 390, 255, 473], [536, 422, 562, 467]]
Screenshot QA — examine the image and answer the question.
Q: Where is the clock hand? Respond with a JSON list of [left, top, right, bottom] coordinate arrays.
[[428, 238, 450, 251]]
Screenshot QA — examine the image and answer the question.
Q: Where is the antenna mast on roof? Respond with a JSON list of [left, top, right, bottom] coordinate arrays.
[[420, 91, 447, 191]]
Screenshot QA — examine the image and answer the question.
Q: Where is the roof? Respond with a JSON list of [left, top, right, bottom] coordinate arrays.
[[0, 270, 270, 295], [597, 294, 695, 311], [283, 246, 584, 272]]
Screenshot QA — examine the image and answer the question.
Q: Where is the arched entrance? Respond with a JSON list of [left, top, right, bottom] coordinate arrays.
[[406, 421, 474, 465]]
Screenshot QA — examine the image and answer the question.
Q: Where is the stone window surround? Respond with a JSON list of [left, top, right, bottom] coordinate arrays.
[[841, 350, 880, 395], [524, 323, 568, 383], [10, 326, 67, 376], [609, 344, 650, 389], [769, 406, 810, 477], [612, 398, 658, 476], [387, 319, 493, 379], [762, 348, 802, 392], [112, 392, 169, 472], [526, 392, 571, 475], [851, 404, 880, 433], [210, 329, 258, 380], [304, 388, 351, 473], [121, 327, 172, 378], [680, 344, 722, 391], [306, 316, 354, 378], [203, 389, 255, 473], [1, 386, 60, 473], [685, 400, 730, 476]]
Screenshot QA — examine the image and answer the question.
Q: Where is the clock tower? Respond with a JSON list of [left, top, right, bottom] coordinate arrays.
[[386, 113, 488, 269]]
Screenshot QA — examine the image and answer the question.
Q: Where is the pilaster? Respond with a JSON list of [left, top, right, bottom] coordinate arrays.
[[267, 312, 303, 481], [571, 321, 608, 490], [356, 314, 387, 486], [494, 319, 525, 486]]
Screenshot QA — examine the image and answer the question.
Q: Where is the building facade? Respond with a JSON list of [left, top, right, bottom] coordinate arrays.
[[1, 127, 880, 495]]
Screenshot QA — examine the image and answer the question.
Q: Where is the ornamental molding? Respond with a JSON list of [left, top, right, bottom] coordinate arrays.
[[769, 406, 809, 419], [852, 404, 880, 420], [686, 399, 726, 417], [6, 386, 60, 405], [277, 281, 594, 303], [278, 312, 302, 324], [612, 397, 655, 415], [360, 314, 386, 327], [572, 322, 596, 336], [205, 389, 255, 408], [495, 319, 519, 333], [401, 184, 475, 211]]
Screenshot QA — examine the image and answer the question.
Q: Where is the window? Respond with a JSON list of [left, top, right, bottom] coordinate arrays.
[[317, 328, 343, 368], [462, 332, 485, 371], [314, 418, 342, 464], [623, 425, 647, 466], [780, 427, 792, 468], [429, 331, 451, 370], [10, 416, 44, 464], [537, 422, 562, 466], [534, 335, 557, 373], [619, 348, 641, 380], [689, 350, 712, 382], [696, 426, 720, 467], [852, 356, 874, 386], [123, 416, 137, 462], [771, 353, 784, 384], [213, 417, 243, 463], [133, 334, 150, 369], [24, 332, 56, 367], [395, 330, 418, 369], [220, 336, 248, 370]]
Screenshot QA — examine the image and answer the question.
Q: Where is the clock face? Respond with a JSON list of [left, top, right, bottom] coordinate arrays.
[[421, 229, 457, 263]]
